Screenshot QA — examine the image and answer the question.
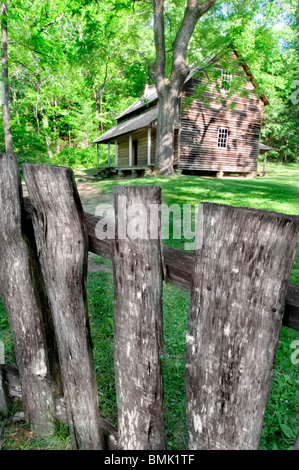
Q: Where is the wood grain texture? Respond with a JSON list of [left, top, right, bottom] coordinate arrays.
[[185, 203, 299, 450], [179, 75, 264, 172], [0, 154, 55, 435], [113, 186, 166, 450], [2, 363, 122, 449], [283, 283, 299, 331], [22, 197, 63, 399], [0, 365, 9, 417], [22, 163, 104, 450], [24, 204, 299, 330], [292, 430, 299, 450]]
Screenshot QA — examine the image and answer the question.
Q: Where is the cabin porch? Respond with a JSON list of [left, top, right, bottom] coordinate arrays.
[[97, 164, 155, 179]]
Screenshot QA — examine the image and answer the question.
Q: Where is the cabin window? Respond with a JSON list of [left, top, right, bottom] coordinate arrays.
[[221, 70, 232, 90], [217, 128, 228, 148]]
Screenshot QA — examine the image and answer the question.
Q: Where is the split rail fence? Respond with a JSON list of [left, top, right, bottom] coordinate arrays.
[[0, 154, 299, 450]]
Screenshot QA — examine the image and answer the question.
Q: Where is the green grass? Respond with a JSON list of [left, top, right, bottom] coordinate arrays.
[[0, 161, 298, 449]]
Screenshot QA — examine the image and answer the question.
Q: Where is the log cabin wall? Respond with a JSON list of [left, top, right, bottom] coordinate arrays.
[[116, 126, 177, 168], [117, 128, 150, 167], [117, 136, 130, 166], [179, 75, 265, 173], [115, 125, 177, 168]]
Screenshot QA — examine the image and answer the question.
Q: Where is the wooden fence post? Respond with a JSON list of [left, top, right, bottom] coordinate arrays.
[[22, 163, 104, 450], [0, 365, 9, 417], [185, 203, 299, 450], [113, 186, 165, 450], [0, 154, 56, 435]]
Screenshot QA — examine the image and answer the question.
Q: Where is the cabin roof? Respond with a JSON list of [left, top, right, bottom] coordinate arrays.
[[94, 55, 269, 144], [115, 87, 158, 121], [93, 106, 158, 144], [259, 143, 275, 151], [112, 65, 268, 125]]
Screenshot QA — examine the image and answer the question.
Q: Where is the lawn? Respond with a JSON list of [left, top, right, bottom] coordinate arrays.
[[0, 161, 298, 450]]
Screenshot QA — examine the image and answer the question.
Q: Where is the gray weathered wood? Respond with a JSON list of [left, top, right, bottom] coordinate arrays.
[[292, 430, 299, 450], [283, 283, 299, 331], [2, 365, 21, 400], [0, 365, 9, 417], [55, 209, 299, 330], [0, 154, 56, 435], [2, 363, 121, 449], [22, 197, 63, 399], [22, 163, 104, 450], [113, 185, 165, 450], [21, 202, 299, 330], [185, 203, 299, 450]]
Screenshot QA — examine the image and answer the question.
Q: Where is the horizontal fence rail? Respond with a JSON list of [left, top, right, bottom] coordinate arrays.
[[14, 190, 299, 451], [0, 165, 297, 451], [24, 204, 299, 331]]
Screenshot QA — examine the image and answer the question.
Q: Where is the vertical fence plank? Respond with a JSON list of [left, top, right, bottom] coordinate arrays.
[[185, 203, 299, 450], [22, 197, 63, 401], [113, 186, 165, 450], [0, 154, 56, 434], [22, 163, 104, 450], [0, 365, 9, 417]]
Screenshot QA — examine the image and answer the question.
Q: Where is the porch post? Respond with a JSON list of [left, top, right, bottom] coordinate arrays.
[[108, 142, 111, 167], [263, 151, 268, 176], [147, 127, 151, 166], [129, 134, 133, 167], [115, 139, 118, 167], [96, 143, 99, 168]]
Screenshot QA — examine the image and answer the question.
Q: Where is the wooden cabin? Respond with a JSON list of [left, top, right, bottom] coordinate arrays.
[[94, 55, 269, 177]]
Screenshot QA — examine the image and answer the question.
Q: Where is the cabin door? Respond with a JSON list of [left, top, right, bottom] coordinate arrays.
[[133, 140, 138, 166]]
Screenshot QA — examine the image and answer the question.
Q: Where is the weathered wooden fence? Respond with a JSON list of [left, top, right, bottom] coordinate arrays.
[[0, 155, 298, 450]]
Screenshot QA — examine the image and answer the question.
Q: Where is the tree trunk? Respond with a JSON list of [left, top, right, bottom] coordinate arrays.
[[35, 81, 41, 133], [155, 85, 179, 174], [92, 82, 99, 121], [150, 0, 217, 174], [13, 89, 20, 125], [1, 2, 13, 154], [45, 135, 52, 158]]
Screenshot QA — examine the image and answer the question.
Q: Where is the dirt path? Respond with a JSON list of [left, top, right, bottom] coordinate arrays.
[[87, 253, 112, 273], [76, 182, 113, 214], [22, 180, 113, 273], [22, 180, 113, 215]]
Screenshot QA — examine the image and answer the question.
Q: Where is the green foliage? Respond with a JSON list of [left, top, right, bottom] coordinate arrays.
[[0, 0, 297, 166], [1, 0, 154, 166], [1, 163, 297, 450], [51, 147, 97, 168]]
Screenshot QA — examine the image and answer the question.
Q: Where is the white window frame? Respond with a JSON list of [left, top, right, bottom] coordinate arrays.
[[217, 128, 228, 149], [221, 69, 232, 91]]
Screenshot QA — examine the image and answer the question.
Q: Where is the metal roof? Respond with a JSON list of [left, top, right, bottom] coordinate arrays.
[[115, 87, 158, 121], [94, 59, 269, 145], [93, 106, 158, 144], [259, 143, 275, 151]]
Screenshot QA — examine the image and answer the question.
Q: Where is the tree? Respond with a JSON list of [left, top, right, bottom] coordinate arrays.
[[1, 2, 13, 154], [149, 0, 218, 175]]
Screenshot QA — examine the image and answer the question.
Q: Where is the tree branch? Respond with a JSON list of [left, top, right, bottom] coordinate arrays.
[[171, 0, 218, 87], [39, 14, 64, 33], [149, 0, 166, 86]]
